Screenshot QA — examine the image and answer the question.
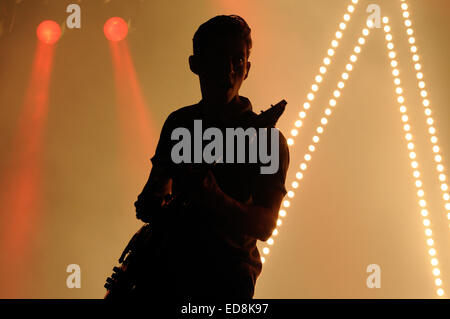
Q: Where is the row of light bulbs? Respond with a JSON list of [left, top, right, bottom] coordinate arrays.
[[398, 1, 449, 224], [394, 0, 447, 298], [260, 0, 360, 263], [260, 0, 447, 298], [382, 12, 445, 298]]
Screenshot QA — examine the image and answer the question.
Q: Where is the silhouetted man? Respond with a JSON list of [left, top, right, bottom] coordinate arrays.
[[134, 15, 289, 298]]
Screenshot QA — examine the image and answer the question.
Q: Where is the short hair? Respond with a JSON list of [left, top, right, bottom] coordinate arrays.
[[193, 15, 252, 57]]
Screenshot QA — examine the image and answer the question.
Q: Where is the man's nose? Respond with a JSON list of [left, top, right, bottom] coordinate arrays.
[[224, 59, 236, 76]]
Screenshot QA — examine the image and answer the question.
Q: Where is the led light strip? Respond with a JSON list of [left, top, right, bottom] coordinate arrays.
[[398, 0, 450, 227], [261, 0, 360, 263], [260, 25, 371, 264], [286, 0, 359, 147], [381, 16, 445, 298], [260, 1, 447, 299]]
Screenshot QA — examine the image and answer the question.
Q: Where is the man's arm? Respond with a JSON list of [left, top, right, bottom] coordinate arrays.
[[134, 110, 178, 221], [197, 170, 284, 242], [195, 131, 290, 242], [134, 165, 172, 222]]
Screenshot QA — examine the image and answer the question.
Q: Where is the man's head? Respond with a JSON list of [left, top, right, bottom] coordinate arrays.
[[189, 15, 252, 106]]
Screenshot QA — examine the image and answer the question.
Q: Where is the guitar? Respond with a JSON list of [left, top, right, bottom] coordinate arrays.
[[104, 99, 287, 299]]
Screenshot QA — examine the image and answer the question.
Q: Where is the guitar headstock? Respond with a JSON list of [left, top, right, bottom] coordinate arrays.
[[257, 99, 287, 128]]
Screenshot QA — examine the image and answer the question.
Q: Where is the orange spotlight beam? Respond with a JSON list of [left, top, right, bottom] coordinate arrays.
[[0, 41, 55, 298], [108, 39, 157, 180]]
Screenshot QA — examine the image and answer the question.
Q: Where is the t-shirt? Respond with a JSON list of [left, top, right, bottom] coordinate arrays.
[[148, 95, 290, 296]]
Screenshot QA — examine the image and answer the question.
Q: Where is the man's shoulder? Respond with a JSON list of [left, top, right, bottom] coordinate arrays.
[[166, 103, 202, 123]]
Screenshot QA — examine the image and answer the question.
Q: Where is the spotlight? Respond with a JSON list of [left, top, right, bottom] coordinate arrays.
[[104, 17, 128, 42], [36, 20, 61, 44]]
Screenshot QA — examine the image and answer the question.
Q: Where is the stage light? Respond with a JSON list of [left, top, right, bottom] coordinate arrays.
[[104, 17, 128, 41], [36, 20, 61, 44], [259, 5, 447, 298], [401, 1, 450, 226], [263, 4, 448, 297], [261, 15, 369, 263], [384, 7, 447, 296], [287, 0, 360, 151]]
